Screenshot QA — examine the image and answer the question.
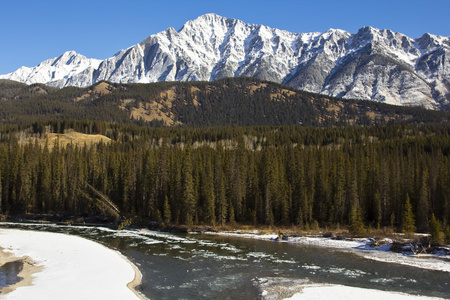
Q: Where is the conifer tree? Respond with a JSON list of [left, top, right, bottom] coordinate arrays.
[[228, 198, 236, 225], [349, 203, 365, 235], [444, 225, 450, 244], [348, 165, 364, 235], [182, 149, 195, 225], [333, 159, 346, 224], [217, 172, 227, 226], [402, 194, 416, 235], [430, 214, 444, 245], [201, 160, 215, 226], [417, 169, 430, 231], [373, 190, 382, 229], [163, 195, 172, 225]]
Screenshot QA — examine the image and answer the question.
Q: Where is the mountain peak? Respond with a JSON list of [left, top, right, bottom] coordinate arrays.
[[195, 13, 227, 22], [186, 13, 228, 25], [1, 15, 449, 110]]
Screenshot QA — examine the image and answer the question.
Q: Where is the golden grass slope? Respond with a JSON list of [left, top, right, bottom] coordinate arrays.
[[22, 131, 111, 149]]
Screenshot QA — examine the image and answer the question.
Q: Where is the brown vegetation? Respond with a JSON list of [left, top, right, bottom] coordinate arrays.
[[21, 130, 111, 149]]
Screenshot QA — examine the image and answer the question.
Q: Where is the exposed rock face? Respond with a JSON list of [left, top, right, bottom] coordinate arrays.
[[1, 14, 449, 110]]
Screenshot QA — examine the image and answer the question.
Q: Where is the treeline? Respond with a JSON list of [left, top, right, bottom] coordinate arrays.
[[0, 121, 449, 235]]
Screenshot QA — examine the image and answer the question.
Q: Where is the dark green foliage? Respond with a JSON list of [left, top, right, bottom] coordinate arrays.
[[0, 121, 449, 235], [402, 195, 416, 235], [444, 225, 450, 244], [163, 196, 171, 225], [349, 205, 365, 236], [1, 78, 450, 128], [429, 214, 444, 245]]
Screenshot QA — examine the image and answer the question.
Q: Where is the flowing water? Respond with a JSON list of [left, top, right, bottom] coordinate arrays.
[[1, 223, 449, 299]]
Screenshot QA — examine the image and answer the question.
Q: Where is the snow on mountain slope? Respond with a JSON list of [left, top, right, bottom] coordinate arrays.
[[1, 14, 449, 110], [0, 51, 101, 87]]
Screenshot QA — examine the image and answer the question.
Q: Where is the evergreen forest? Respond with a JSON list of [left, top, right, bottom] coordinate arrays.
[[1, 121, 449, 236]]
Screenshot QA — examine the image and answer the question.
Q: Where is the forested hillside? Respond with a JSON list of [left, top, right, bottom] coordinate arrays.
[[1, 121, 449, 235], [2, 78, 449, 127]]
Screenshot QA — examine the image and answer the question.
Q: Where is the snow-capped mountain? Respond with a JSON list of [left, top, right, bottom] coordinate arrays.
[[1, 51, 101, 88], [1, 14, 449, 110]]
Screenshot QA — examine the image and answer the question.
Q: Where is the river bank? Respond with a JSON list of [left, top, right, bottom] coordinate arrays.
[[202, 230, 450, 273], [254, 277, 444, 300], [1, 223, 449, 299], [0, 228, 144, 299]]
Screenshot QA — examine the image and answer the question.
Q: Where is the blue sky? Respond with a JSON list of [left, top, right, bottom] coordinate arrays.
[[1, 0, 449, 74]]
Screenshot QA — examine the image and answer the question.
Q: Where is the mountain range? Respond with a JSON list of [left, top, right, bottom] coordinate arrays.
[[1, 13, 449, 111]]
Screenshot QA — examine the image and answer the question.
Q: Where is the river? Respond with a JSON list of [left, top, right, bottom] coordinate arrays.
[[1, 223, 449, 299]]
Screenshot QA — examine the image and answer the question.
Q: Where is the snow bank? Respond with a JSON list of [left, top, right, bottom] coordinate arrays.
[[0, 228, 143, 300], [208, 232, 450, 272], [254, 277, 443, 300], [284, 283, 442, 300]]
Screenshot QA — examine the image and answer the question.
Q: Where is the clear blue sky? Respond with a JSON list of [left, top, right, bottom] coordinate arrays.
[[1, 0, 449, 74]]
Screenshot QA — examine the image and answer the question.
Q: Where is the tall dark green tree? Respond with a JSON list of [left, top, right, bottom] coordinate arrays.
[[201, 159, 215, 226], [429, 214, 444, 245], [417, 169, 430, 232], [182, 149, 195, 225], [163, 195, 172, 225], [402, 194, 416, 235]]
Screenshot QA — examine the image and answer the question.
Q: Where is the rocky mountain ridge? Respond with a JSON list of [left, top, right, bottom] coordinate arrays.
[[1, 14, 449, 110]]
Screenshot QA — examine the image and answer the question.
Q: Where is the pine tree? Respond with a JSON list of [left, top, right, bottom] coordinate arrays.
[[228, 198, 236, 225], [163, 195, 172, 225], [348, 165, 364, 235], [201, 160, 215, 226], [217, 171, 227, 226], [416, 169, 430, 232], [373, 190, 382, 229], [444, 225, 450, 244], [182, 149, 195, 225], [333, 158, 346, 224], [402, 194, 416, 235], [349, 203, 365, 236], [429, 214, 444, 245]]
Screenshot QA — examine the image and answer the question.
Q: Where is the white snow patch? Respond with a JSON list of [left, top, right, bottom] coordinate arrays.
[[0, 228, 143, 299], [209, 232, 450, 272], [283, 283, 443, 300]]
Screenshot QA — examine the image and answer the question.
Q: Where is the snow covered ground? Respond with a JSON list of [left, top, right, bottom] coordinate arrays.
[[284, 283, 443, 300], [1, 226, 448, 299], [254, 277, 445, 300], [0, 228, 144, 300], [206, 231, 450, 273]]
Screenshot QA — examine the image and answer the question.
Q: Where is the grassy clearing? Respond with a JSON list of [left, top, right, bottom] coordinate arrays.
[[22, 130, 111, 149]]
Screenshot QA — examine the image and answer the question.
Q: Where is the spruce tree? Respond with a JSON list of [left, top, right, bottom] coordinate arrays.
[[349, 204, 365, 236], [402, 194, 416, 235], [417, 169, 430, 232], [217, 172, 227, 226], [182, 149, 195, 225], [444, 225, 450, 244], [374, 190, 382, 229], [430, 214, 444, 245], [228, 198, 236, 225], [201, 160, 215, 226], [163, 195, 172, 225]]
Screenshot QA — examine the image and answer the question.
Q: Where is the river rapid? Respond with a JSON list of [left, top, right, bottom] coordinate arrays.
[[1, 223, 449, 299]]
